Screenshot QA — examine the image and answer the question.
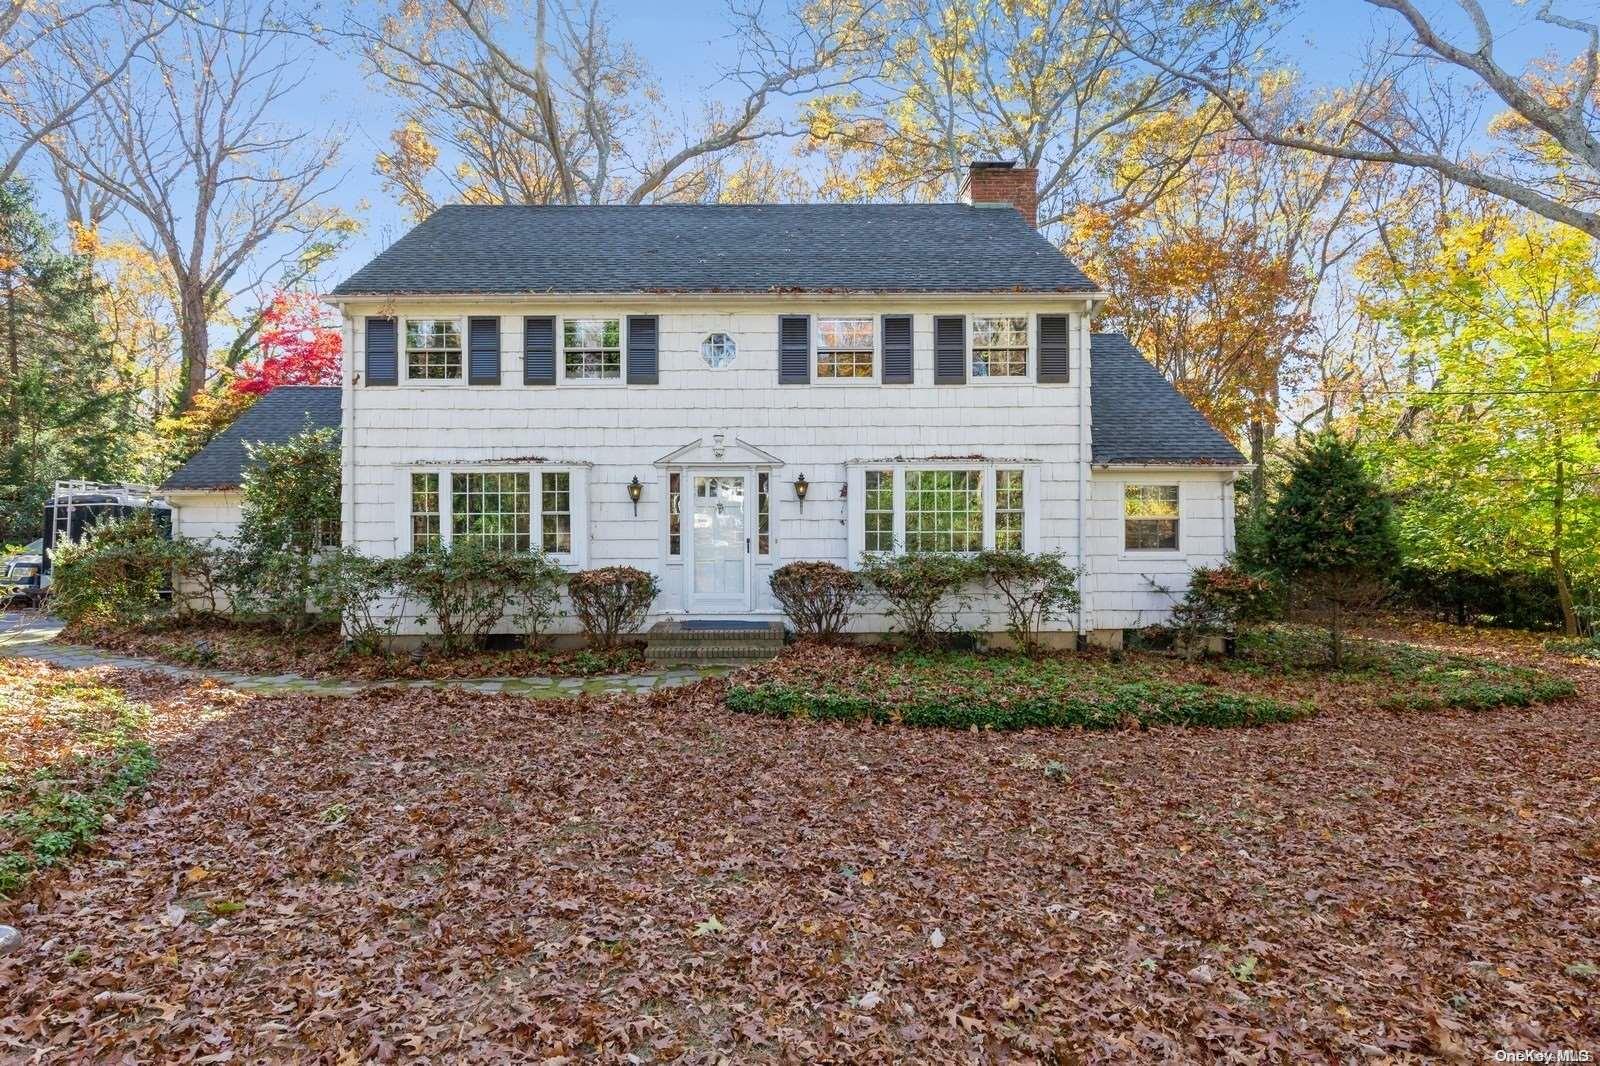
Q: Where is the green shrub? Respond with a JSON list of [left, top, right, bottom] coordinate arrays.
[[223, 427, 342, 634], [1264, 433, 1398, 668], [49, 512, 194, 625], [309, 548, 404, 654], [769, 561, 861, 638], [395, 542, 538, 655], [568, 566, 660, 649], [220, 544, 323, 635], [502, 552, 571, 648], [235, 428, 341, 558], [975, 550, 1079, 655], [1171, 564, 1282, 646], [858, 552, 981, 649]]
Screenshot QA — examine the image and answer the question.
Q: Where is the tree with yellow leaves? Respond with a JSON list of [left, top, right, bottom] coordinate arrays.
[[1360, 211, 1600, 634]]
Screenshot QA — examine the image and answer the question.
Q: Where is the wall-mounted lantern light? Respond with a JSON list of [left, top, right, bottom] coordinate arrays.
[[793, 473, 809, 511], [627, 476, 643, 515]]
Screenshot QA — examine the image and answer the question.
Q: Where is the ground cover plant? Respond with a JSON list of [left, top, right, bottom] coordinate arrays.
[[60, 618, 647, 680], [0, 666, 160, 895], [1, 630, 1597, 1060], [1227, 624, 1575, 710], [727, 642, 1310, 729]]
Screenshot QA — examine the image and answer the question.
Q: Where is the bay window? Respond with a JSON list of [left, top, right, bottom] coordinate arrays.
[[405, 466, 587, 563], [452, 472, 531, 551], [410, 472, 441, 549], [904, 469, 983, 553], [849, 463, 1035, 558], [1124, 484, 1180, 551]]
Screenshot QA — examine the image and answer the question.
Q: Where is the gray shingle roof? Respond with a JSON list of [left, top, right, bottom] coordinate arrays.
[[332, 204, 1101, 296], [161, 386, 341, 491], [1090, 333, 1247, 466]]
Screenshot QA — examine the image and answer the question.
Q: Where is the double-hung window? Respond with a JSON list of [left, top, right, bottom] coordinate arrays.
[[1124, 484, 1180, 552], [563, 318, 622, 380], [971, 315, 1029, 378], [406, 319, 463, 380], [851, 463, 1033, 558], [406, 466, 586, 563], [411, 473, 442, 549], [816, 317, 875, 379]]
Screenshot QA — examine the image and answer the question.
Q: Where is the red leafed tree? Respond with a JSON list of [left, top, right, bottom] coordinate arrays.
[[232, 290, 341, 395]]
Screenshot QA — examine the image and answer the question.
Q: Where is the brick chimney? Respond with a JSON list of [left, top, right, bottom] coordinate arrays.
[[961, 160, 1038, 229]]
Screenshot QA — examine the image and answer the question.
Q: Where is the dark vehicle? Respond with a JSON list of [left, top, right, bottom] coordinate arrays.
[[39, 481, 172, 591], [2, 538, 44, 607]]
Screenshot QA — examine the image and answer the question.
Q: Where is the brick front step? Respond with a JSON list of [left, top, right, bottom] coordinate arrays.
[[643, 642, 783, 662], [644, 620, 785, 662]]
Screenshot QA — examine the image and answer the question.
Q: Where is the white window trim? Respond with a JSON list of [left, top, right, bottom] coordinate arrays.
[[968, 312, 1033, 382], [558, 315, 627, 387], [660, 465, 779, 564], [397, 465, 589, 567], [846, 461, 1040, 564], [661, 469, 683, 564], [812, 314, 880, 386], [700, 332, 738, 370], [401, 316, 468, 386], [1120, 479, 1184, 558]]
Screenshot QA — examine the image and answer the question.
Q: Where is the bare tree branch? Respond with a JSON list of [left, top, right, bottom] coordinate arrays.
[[1110, 0, 1600, 239], [40, 0, 349, 410]]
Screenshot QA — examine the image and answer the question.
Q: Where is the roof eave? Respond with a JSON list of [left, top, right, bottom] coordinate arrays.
[[328, 289, 1110, 305], [1092, 461, 1253, 472]]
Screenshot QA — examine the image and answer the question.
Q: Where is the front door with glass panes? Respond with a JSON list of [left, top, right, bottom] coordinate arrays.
[[687, 472, 750, 612]]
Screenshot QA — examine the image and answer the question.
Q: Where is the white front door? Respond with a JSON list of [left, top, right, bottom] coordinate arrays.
[[688, 472, 750, 612]]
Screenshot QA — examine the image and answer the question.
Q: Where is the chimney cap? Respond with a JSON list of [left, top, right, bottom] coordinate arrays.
[[969, 159, 1018, 171]]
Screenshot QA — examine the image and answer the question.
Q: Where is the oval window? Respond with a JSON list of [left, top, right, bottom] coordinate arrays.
[[701, 332, 737, 369]]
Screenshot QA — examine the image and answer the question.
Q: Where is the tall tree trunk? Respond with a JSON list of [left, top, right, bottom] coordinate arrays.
[[1551, 454, 1579, 636], [1329, 594, 1343, 670], [2, 263, 17, 451], [176, 284, 209, 412], [1247, 418, 1266, 515]]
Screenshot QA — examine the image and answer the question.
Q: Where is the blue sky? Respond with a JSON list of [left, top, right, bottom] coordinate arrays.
[[28, 0, 1577, 298]]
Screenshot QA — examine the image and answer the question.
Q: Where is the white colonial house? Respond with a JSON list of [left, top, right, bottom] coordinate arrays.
[[162, 162, 1247, 644]]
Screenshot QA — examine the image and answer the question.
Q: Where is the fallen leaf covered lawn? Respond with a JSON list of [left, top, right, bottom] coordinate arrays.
[[2, 640, 1598, 1061], [63, 618, 647, 680]]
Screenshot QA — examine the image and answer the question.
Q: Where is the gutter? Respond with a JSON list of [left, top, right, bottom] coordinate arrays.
[[327, 290, 1112, 307], [1091, 462, 1255, 472]]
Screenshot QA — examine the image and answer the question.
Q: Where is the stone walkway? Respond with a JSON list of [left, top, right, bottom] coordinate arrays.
[[0, 612, 725, 698]]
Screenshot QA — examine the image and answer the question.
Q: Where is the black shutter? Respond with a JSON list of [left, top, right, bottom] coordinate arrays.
[[626, 315, 659, 384], [881, 315, 913, 384], [523, 316, 556, 385], [934, 315, 966, 384], [1037, 314, 1069, 383], [468, 316, 501, 385], [364, 317, 398, 386], [778, 315, 810, 384]]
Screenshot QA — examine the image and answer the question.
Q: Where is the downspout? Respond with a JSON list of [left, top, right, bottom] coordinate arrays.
[[1076, 304, 1094, 639], [340, 310, 356, 554]]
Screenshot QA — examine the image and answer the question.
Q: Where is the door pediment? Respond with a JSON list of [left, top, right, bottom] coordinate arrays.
[[653, 435, 784, 468]]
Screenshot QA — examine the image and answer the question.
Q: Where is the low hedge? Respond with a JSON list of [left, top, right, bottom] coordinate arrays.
[[726, 650, 1309, 731]]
